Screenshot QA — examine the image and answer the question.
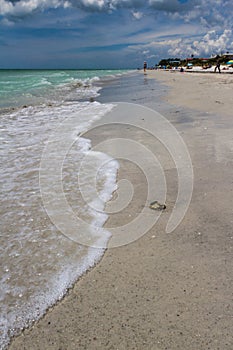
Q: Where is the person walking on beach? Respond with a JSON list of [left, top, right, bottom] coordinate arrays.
[[143, 61, 147, 73], [214, 59, 221, 73]]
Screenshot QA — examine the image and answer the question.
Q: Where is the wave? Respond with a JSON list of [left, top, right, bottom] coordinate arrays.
[[0, 100, 118, 349]]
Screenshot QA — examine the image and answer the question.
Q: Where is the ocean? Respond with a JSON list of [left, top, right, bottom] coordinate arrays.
[[0, 69, 132, 349]]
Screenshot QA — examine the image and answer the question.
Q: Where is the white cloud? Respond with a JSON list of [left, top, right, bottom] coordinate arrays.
[[132, 10, 143, 19], [0, 0, 197, 18], [79, 0, 105, 9], [0, 0, 65, 17], [0, 0, 13, 15], [0, 0, 132, 17], [168, 29, 233, 58], [182, 0, 233, 29], [0, 0, 232, 28]]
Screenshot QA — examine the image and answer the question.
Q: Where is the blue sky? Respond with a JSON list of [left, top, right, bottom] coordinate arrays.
[[0, 0, 232, 68]]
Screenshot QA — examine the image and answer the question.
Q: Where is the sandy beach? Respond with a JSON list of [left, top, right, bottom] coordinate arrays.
[[150, 70, 233, 117], [8, 71, 233, 350]]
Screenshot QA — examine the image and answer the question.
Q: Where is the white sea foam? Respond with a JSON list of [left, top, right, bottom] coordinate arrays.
[[0, 99, 118, 349]]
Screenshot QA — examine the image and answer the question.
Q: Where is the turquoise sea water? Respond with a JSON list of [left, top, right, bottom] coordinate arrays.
[[0, 69, 130, 108], [0, 69, 132, 349]]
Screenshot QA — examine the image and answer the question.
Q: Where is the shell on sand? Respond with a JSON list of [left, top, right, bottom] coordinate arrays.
[[149, 201, 166, 211]]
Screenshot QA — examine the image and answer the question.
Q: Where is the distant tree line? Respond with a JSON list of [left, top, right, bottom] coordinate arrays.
[[158, 54, 232, 68], [158, 58, 181, 67]]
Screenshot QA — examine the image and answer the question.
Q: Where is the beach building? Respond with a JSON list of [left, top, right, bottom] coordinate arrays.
[[222, 52, 233, 59]]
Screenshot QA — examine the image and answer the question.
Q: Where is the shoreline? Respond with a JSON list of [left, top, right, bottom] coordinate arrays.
[[8, 71, 233, 350]]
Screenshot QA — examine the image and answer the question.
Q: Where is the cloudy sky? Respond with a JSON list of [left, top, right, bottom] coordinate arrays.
[[0, 0, 233, 68]]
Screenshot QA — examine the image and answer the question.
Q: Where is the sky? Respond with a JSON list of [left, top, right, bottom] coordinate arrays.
[[0, 0, 233, 68]]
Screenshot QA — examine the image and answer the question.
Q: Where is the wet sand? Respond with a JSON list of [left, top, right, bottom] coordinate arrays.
[[9, 71, 233, 349]]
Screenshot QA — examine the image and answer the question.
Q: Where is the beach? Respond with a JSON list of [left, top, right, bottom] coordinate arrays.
[[149, 70, 233, 117], [8, 70, 233, 349]]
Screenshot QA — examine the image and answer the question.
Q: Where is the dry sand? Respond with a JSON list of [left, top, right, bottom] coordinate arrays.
[[9, 71, 233, 350], [149, 70, 233, 117]]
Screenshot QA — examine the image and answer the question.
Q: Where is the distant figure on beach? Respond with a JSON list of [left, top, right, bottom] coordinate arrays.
[[214, 60, 221, 73], [143, 61, 147, 73]]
